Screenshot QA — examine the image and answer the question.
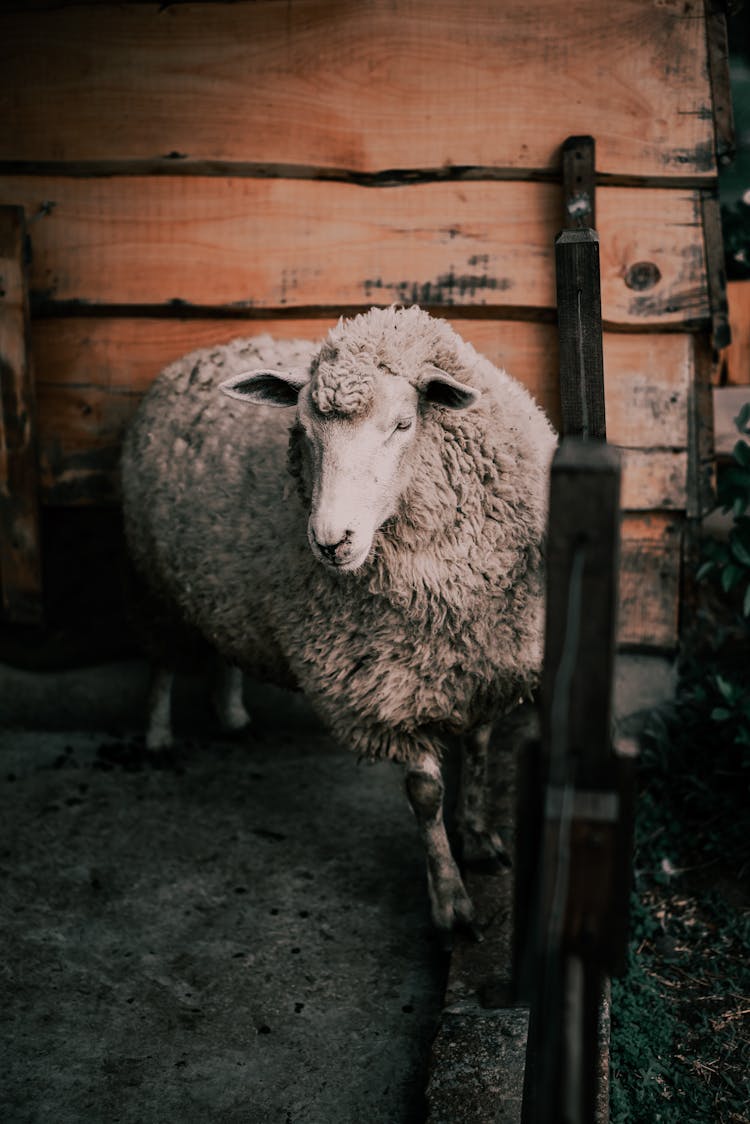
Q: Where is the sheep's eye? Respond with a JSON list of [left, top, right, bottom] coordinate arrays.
[[394, 417, 414, 432]]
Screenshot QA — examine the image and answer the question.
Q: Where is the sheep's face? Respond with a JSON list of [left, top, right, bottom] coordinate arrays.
[[221, 361, 478, 573]]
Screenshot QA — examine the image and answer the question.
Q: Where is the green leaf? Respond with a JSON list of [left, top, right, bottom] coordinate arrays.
[[721, 564, 743, 592], [721, 467, 750, 491], [715, 674, 735, 701], [735, 401, 750, 433], [711, 707, 731, 721], [696, 561, 715, 581], [744, 583, 750, 617], [732, 440, 750, 469], [730, 536, 750, 567]]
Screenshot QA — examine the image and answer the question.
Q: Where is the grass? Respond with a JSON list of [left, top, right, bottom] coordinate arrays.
[[610, 699, 750, 1120], [610, 403, 750, 1122], [610, 637, 750, 1122]]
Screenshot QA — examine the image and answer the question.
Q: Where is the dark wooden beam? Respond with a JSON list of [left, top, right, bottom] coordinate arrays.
[[0, 205, 43, 624], [555, 229, 607, 441]]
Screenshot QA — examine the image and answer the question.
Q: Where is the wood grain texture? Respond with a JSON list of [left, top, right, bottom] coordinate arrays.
[[2, 177, 709, 326], [618, 513, 681, 649], [555, 230, 606, 440], [0, 207, 43, 623], [0, 0, 716, 180], [724, 280, 750, 385]]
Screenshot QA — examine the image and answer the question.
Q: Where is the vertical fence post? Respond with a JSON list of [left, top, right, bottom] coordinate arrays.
[[515, 208, 635, 1121], [555, 229, 606, 442], [0, 205, 43, 624]]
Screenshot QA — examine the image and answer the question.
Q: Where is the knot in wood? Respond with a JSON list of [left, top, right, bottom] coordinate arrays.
[[624, 261, 661, 291]]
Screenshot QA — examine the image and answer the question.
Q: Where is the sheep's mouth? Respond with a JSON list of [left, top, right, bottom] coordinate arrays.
[[312, 544, 371, 574]]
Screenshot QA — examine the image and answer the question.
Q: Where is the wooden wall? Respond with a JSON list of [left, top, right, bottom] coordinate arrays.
[[0, 0, 729, 650]]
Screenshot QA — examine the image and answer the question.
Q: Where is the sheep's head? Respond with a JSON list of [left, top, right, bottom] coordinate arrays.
[[221, 330, 480, 574]]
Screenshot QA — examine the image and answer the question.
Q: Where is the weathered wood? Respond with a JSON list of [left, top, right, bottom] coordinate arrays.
[[618, 513, 681, 649], [521, 439, 629, 1123], [620, 449, 687, 511], [541, 441, 621, 788], [724, 280, 750, 386], [704, 0, 736, 168], [0, 206, 43, 623], [701, 192, 731, 351], [687, 333, 716, 518], [555, 230, 606, 440], [0, 0, 716, 180], [0, 177, 710, 326], [562, 137, 595, 230]]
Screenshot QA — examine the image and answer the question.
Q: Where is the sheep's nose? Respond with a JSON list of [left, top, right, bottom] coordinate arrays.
[[313, 530, 353, 563]]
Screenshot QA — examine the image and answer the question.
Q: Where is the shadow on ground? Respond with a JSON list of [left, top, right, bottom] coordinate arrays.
[[0, 665, 446, 1124]]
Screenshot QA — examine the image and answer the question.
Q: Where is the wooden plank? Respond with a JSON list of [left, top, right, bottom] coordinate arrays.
[[620, 449, 687, 511], [724, 280, 750, 385], [0, 206, 43, 623], [701, 192, 731, 350], [687, 332, 716, 519], [618, 513, 681, 649], [0, 0, 716, 180], [30, 319, 693, 505], [0, 177, 710, 326], [704, 0, 736, 168]]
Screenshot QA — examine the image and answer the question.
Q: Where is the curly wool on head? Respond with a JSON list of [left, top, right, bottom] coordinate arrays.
[[310, 346, 376, 418]]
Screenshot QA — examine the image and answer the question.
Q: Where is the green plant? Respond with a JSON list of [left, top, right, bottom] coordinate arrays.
[[698, 401, 750, 617], [610, 410, 750, 1119]]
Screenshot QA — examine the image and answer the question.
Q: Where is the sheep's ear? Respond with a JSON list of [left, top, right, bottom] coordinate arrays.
[[418, 366, 480, 410], [220, 368, 311, 407]]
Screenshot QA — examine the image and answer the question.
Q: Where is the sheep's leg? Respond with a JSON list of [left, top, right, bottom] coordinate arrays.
[[457, 722, 511, 867], [405, 752, 476, 940], [212, 662, 251, 734], [146, 666, 175, 751]]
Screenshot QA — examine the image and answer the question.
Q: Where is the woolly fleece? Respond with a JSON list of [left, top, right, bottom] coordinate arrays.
[[121, 307, 557, 764]]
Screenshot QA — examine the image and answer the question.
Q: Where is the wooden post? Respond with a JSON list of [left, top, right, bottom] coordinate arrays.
[[519, 441, 624, 1124], [515, 197, 636, 1122], [562, 135, 596, 231], [555, 229, 606, 441], [0, 205, 43, 624]]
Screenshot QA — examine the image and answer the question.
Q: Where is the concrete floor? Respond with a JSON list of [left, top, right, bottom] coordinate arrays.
[[0, 652, 673, 1123], [0, 665, 447, 1124]]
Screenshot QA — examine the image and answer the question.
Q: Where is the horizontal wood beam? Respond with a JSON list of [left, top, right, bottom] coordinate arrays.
[[0, 177, 710, 328], [0, 0, 716, 180]]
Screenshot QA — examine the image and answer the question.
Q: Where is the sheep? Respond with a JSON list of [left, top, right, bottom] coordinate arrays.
[[120, 305, 557, 936]]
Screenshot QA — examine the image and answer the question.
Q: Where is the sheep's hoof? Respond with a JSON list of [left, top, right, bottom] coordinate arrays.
[[145, 728, 174, 753], [459, 827, 512, 872], [214, 699, 252, 737], [429, 874, 477, 941]]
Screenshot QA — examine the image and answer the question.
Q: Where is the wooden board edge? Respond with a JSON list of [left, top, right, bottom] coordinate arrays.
[[0, 205, 44, 624]]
